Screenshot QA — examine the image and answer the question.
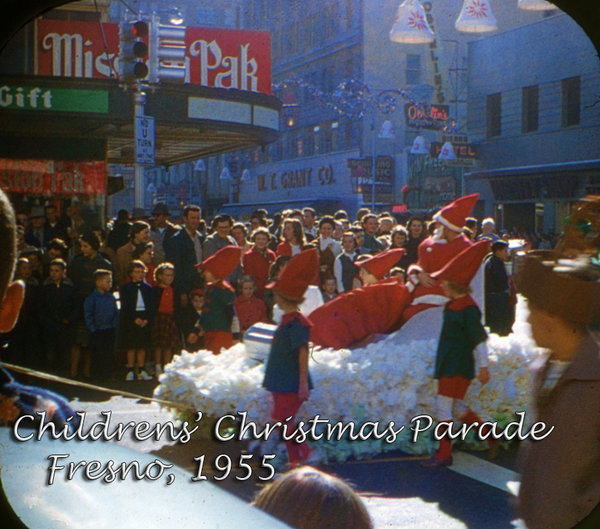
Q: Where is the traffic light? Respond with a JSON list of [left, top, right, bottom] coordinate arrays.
[[149, 19, 187, 83], [119, 20, 150, 82]]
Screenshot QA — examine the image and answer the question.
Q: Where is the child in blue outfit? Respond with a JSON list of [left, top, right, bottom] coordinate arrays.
[[263, 249, 318, 466], [84, 269, 118, 380], [422, 240, 496, 467]]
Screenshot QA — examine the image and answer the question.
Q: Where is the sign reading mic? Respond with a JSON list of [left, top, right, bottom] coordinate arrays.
[[36, 20, 272, 94]]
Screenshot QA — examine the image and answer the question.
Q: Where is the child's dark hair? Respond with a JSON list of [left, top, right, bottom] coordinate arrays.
[[94, 269, 112, 282], [189, 289, 204, 300], [251, 226, 271, 242], [154, 262, 175, 282], [49, 258, 67, 271], [132, 241, 154, 260], [80, 231, 101, 251], [389, 266, 405, 278], [318, 216, 335, 230], [269, 255, 292, 280], [48, 238, 68, 254], [321, 274, 336, 285], [128, 259, 147, 274]]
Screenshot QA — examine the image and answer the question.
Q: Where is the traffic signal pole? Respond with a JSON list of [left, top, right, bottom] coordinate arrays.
[[133, 87, 146, 211]]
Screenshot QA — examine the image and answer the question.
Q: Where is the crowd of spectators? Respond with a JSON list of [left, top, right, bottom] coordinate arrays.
[[1, 200, 558, 382]]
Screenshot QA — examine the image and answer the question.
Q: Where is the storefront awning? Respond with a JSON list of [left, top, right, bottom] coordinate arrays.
[[465, 159, 600, 180]]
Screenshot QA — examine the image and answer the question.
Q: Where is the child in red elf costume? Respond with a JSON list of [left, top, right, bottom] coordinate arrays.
[[195, 246, 242, 355], [310, 194, 479, 349], [263, 249, 319, 466], [310, 248, 408, 349], [421, 240, 496, 467]]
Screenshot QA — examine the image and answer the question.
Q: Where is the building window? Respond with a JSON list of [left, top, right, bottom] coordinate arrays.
[[522, 85, 539, 133], [406, 54, 421, 85], [296, 138, 304, 157], [486, 93, 501, 138], [562, 76, 581, 127]]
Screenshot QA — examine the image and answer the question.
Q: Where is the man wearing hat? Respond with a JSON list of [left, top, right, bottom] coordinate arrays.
[[263, 249, 319, 466], [484, 239, 513, 336], [516, 252, 600, 529], [195, 245, 242, 354], [149, 203, 179, 265], [25, 206, 46, 249]]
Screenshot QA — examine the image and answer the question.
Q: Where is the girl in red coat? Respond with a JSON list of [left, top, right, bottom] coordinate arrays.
[[234, 275, 268, 334], [243, 227, 276, 298], [152, 262, 180, 377]]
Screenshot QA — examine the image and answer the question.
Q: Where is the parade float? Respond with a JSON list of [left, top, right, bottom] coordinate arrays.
[[154, 260, 545, 464], [154, 196, 600, 465]]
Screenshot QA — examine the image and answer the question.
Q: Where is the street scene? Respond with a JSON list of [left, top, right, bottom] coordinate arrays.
[[1, 1, 600, 528]]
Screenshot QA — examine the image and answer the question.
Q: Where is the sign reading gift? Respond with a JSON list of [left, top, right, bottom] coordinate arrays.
[[36, 20, 271, 95]]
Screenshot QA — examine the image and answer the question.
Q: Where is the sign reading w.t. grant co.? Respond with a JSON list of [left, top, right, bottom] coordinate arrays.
[[36, 20, 272, 94]]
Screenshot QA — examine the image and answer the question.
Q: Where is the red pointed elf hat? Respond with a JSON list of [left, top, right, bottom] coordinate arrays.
[[432, 193, 479, 233], [267, 248, 319, 300], [359, 248, 405, 280], [196, 245, 242, 279], [430, 240, 490, 287]]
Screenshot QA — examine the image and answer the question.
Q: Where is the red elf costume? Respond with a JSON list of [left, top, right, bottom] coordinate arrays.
[[422, 240, 496, 467], [195, 245, 242, 355], [310, 248, 406, 349], [309, 194, 479, 349], [263, 249, 319, 465]]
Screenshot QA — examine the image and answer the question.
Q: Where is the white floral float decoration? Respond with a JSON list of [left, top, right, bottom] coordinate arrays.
[[155, 297, 545, 464]]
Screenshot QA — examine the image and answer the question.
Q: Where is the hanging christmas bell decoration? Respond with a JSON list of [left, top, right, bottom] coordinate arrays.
[[390, 0, 435, 44], [410, 135, 429, 154], [438, 141, 457, 161], [455, 0, 498, 33], [518, 0, 559, 11]]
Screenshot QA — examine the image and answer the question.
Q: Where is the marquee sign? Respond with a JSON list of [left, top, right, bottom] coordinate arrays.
[[36, 20, 272, 94], [0, 159, 106, 195], [404, 103, 449, 130]]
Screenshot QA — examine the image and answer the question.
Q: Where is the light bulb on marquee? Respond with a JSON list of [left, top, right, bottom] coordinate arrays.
[[455, 0, 498, 33], [389, 0, 435, 44]]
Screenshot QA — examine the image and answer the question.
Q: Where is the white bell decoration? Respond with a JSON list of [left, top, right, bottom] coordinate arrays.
[[455, 0, 498, 33], [378, 120, 396, 139], [390, 0, 435, 44], [240, 169, 251, 182], [219, 167, 232, 180], [410, 135, 429, 154], [518, 0, 559, 10], [438, 141, 456, 161], [194, 159, 206, 171]]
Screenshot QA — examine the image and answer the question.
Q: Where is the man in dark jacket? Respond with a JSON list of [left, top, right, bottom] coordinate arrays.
[[484, 240, 514, 336], [165, 204, 203, 307]]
